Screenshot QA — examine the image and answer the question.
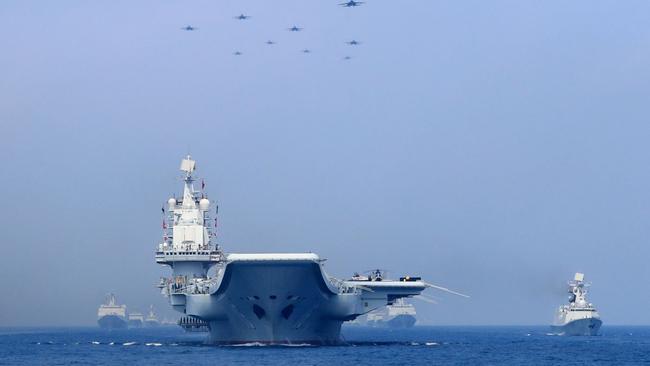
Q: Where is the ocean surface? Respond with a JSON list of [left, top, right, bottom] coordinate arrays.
[[1, 325, 648, 365]]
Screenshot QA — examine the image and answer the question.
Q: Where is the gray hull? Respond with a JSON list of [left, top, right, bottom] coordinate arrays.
[[196, 261, 353, 344], [551, 318, 602, 336], [98, 315, 127, 329]]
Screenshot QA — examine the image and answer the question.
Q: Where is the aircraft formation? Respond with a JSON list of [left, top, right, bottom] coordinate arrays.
[[181, 1, 365, 60]]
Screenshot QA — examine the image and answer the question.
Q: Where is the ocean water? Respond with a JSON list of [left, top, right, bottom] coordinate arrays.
[[1, 325, 648, 365]]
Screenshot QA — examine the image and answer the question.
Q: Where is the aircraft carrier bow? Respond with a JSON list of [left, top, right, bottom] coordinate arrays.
[[154, 156, 459, 344]]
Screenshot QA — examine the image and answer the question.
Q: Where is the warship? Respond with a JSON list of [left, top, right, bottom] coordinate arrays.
[[154, 156, 467, 344], [144, 305, 160, 327], [551, 273, 602, 336], [97, 293, 127, 329], [127, 312, 144, 328], [363, 297, 417, 328]]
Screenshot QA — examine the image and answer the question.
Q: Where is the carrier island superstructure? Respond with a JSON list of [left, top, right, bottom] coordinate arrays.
[[551, 273, 602, 336], [155, 156, 466, 344]]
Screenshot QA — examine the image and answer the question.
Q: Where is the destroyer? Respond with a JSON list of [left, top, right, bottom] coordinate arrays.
[[363, 297, 417, 328], [145, 305, 160, 327], [155, 156, 466, 344], [551, 273, 602, 336], [97, 293, 127, 329]]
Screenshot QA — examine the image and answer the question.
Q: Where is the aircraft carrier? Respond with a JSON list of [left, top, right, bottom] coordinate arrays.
[[551, 273, 602, 336], [154, 156, 466, 344]]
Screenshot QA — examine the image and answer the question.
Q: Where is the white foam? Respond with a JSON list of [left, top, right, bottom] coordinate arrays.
[[91, 341, 100, 345], [145, 343, 163, 347], [410, 342, 420, 346], [109, 342, 115, 345], [279, 343, 313, 347], [229, 342, 267, 347], [425, 342, 439, 346], [122, 342, 137, 346]]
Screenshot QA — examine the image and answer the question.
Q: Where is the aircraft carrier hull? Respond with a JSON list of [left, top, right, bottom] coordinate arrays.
[[550, 318, 602, 336], [183, 260, 361, 344], [97, 315, 128, 329]]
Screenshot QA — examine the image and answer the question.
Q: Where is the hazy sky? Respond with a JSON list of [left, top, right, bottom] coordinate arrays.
[[2, 0, 650, 326]]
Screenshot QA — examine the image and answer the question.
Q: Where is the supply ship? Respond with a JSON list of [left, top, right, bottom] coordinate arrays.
[[154, 156, 467, 344], [551, 273, 602, 336], [97, 293, 127, 329]]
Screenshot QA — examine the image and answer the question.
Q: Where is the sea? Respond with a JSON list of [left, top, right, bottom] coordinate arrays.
[[1, 325, 648, 365]]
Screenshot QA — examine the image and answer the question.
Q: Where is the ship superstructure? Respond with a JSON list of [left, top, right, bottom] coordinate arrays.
[[154, 156, 466, 344], [551, 273, 602, 336], [97, 293, 127, 329]]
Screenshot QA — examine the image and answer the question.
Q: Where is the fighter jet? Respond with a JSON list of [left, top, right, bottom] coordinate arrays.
[[266, 40, 276, 45], [234, 14, 251, 20], [287, 26, 303, 32], [181, 25, 197, 31], [233, 51, 242, 56], [343, 56, 352, 60], [346, 40, 361, 46], [302, 49, 311, 54], [339, 1, 364, 7]]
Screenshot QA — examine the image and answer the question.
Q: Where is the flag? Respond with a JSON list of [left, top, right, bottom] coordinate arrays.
[[202, 179, 205, 190], [161, 205, 165, 214]]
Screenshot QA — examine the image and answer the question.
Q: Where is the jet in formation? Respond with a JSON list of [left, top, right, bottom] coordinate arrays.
[[343, 56, 352, 60], [340, 0, 364, 7], [266, 40, 276, 45], [235, 14, 251, 20], [233, 51, 242, 56], [302, 49, 311, 54], [288, 26, 303, 32], [346, 40, 361, 46], [181, 25, 197, 31]]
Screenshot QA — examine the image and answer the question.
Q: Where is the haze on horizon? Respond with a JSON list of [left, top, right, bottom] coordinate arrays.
[[2, 0, 650, 326]]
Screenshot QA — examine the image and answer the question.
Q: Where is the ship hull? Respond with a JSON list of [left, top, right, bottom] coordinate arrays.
[[165, 254, 426, 344], [97, 315, 127, 329], [551, 318, 602, 336], [128, 320, 143, 328], [201, 261, 349, 344], [386, 314, 417, 328], [367, 314, 416, 328]]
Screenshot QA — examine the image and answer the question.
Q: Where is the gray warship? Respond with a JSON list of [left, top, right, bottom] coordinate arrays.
[[363, 297, 417, 328], [97, 293, 127, 329], [551, 273, 602, 336], [155, 156, 466, 344]]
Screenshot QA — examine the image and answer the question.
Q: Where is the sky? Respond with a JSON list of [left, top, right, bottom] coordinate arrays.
[[2, 0, 650, 326]]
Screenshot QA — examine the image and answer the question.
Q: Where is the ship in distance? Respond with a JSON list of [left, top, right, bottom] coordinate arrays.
[[154, 156, 468, 344], [144, 305, 160, 327], [551, 273, 602, 336], [127, 312, 144, 328], [97, 293, 127, 329], [359, 297, 417, 328]]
